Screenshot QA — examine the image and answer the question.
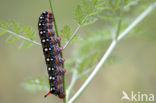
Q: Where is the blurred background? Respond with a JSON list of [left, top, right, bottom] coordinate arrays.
[[0, 0, 156, 103]]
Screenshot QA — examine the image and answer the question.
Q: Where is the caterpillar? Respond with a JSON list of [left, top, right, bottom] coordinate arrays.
[[38, 11, 66, 99]]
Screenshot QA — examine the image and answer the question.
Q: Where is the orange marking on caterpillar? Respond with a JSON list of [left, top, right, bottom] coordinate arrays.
[[57, 76, 60, 83], [56, 68, 60, 73], [53, 48, 57, 52], [57, 85, 60, 92], [56, 58, 59, 63], [46, 23, 49, 28]]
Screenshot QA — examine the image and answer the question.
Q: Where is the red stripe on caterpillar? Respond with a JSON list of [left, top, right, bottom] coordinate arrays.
[[38, 11, 66, 99]]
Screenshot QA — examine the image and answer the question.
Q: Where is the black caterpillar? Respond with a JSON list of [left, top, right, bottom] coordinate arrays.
[[38, 11, 66, 99]]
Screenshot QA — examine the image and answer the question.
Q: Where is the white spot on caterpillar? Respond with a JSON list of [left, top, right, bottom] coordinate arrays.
[[44, 48, 48, 51], [40, 31, 43, 34], [43, 31, 46, 33], [48, 67, 51, 71], [39, 23, 41, 26], [42, 39, 45, 43], [40, 17, 43, 19], [49, 76, 55, 80], [52, 68, 54, 70], [51, 87, 55, 91], [49, 48, 51, 50], [51, 58, 53, 61], [46, 39, 49, 41], [46, 58, 50, 61]]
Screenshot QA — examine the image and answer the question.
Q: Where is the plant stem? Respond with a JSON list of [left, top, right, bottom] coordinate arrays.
[[69, 40, 116, 103], [63, 16, 87, 49], [115, 16, 122, 40], [48, 0, 66, 103], [0, 27, 41, 45], [68, 3, 156, 103], [63, 24, 80, 49], [66, 70, 78, 101], [49, 0, 59, 38], [117, 3, 156, 41], [115, 1, 123, 40], [66, 68, 92, 101]]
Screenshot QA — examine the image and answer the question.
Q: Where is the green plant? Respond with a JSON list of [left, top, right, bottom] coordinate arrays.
[[0, 0, 156, 103]]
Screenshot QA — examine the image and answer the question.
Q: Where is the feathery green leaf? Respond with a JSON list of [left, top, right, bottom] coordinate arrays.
[[60, 25, 71, 40], [0, 20, 37, 49]]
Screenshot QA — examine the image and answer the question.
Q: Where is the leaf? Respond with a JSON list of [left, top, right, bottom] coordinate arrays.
[[76, 53, 99, 74], [0, 30, 6, 36], [82, 0, 90, 13], [6, 35, 19, 43], [89, 8, 103, 16], [60, 25, 71, 40], [74, 5, 84, 24], [95, 1, 104, 8], [91, 0, 97, 4], [75, 29, 112, 57], [82, 17, 98, 26], [23, 77, 49, 92], [123, 0, 139, 11], [113, 0, 120, 10], [11, 21, 20, 33], [123, 0, 131, 5], [98, 10, 116, 20], [18, 41, 33, 50], [65, 57, 75, 70], [77, 57, 89, 73], [73, 0, 105, 26], [0, 20, 36, 49], [19, 24, 36, 39], [88, 0, 103, 16], [0, 20, 9, 29], [29, 31, 36, 40]]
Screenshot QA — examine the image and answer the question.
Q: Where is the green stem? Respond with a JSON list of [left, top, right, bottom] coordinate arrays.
[[49, 0, 59, 38], [48, 0, 66, 103], [66, 70, 78, 101], [115, 5, 122, 40], [0, 27, 41, 45], [115, 16, 122, 40], [63, 16, 87, 49]]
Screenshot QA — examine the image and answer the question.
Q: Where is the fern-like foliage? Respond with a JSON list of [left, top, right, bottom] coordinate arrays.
[[0, 20, 38, 49], [74, 0, 104, 26], [23, 76, 49, 92], [65, 29, 120, 74], [60, 25, 71, 41]]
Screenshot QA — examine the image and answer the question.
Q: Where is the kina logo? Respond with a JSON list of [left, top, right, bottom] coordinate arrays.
[[121, 91, 155, 102]]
